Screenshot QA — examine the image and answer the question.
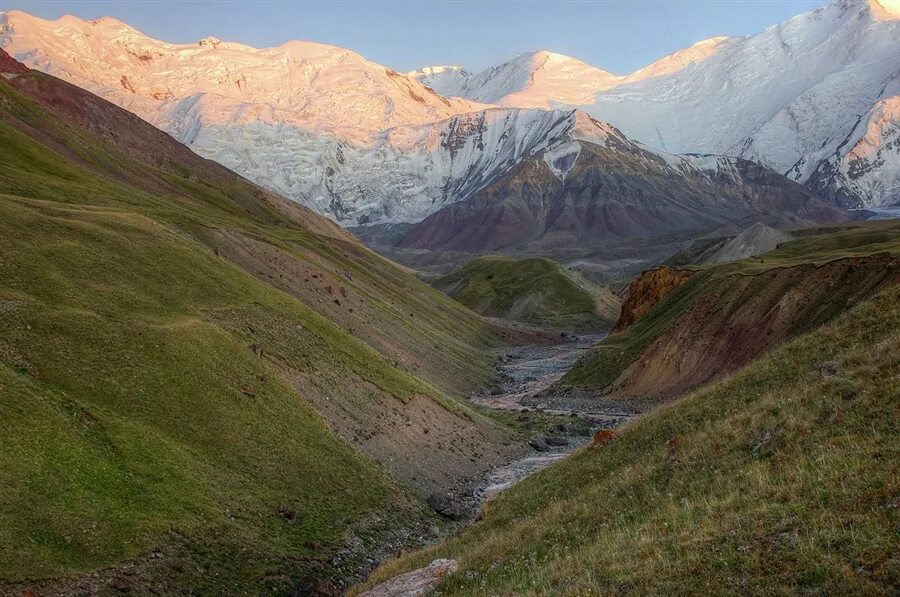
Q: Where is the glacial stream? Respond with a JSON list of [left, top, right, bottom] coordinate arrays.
[[470, 333, 633, 503]]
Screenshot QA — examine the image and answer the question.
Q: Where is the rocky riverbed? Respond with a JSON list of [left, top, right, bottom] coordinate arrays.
[[361, 333, 638, 595], [467, 334, 636, 506]]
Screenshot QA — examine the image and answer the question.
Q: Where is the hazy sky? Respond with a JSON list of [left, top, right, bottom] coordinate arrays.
[[3, 0, 832, 74]]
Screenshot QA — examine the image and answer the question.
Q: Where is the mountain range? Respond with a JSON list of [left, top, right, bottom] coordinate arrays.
[[411, 0, 900, 210], [1, 0, 897, 238]]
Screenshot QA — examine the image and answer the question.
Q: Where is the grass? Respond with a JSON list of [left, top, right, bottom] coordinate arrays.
[[561, 219, 900, 389], [1, 71, 506, 392], [433, 255, 619, 330], [0, 196, 419, 586], [358, 282, 900, 595], [0, 72, 519, 590]]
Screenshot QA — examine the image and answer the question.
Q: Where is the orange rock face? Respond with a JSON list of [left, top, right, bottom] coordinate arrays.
[[613, 267, 693, 332]]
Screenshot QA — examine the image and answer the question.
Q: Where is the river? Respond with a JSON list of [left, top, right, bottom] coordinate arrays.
[[470, 333, 633, 503]]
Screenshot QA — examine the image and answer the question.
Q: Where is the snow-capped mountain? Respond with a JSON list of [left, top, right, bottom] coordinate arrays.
[[0, 10, 484, 140], [1, 0, 896, 225], [191, 107, 624, 223], [405, 65, 473, 98], [415, 50, 619, 109], [411, 0, 900, 208], [798, 83, 900, 205]]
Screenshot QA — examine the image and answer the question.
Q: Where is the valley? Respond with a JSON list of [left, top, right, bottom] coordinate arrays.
[[0, 0, 898, 594], [358, 221, 900, 596], [0, 54, 564, 593]]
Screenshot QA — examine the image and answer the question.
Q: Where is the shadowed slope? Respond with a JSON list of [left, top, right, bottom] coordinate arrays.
[[397, 138, 849, 253]]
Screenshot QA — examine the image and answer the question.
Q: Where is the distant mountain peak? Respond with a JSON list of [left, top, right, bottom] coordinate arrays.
[[409, 65, 471, 76], [0, 10, 484, 136], [868, 0, 900, 19]]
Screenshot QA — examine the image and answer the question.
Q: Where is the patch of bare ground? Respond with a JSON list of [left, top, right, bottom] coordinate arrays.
[[359, 559, 457, 597], [280, 366, 520, 497]]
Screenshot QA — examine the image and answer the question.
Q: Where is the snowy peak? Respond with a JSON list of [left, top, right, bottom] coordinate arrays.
[[408, 49, 622, 109], [0, 9, 485, 136], [455, 49, 620, 108], [406, 64, 473, 97], [403, 0, 900, 207], [1, 0, 896, 215], [625, 36, 730, 81]]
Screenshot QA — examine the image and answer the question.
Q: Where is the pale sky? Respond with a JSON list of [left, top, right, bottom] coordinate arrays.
[[3, 0, 832, 74]]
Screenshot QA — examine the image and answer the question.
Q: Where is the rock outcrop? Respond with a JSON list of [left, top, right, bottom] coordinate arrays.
[[360, 559, 458, 597], [613, 267, 693, 332]]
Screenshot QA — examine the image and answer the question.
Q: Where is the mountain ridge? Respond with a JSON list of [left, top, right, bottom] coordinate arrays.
[[394, 129, 850, 253], [2, 0, 897, 223]]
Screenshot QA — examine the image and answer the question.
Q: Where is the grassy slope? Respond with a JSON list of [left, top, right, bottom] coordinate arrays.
[[0, 197, 416, 589], [1, 71, 502, 397], [433, 255, 619, 330], [360, 282, 900, 595], [562, 220, 900, 389], [0, 72, 510, 589]]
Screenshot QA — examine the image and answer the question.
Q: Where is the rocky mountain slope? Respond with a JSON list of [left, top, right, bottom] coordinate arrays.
[[0, 9, 500, 223], [0, 52, 540, 593], [394, 126, 849, 253], [413, 0, 900, 208], [359, 276, 900, 595], [558, 220, 900, 405], [665, 223, 795, 266], [432, 255, 620, 330]]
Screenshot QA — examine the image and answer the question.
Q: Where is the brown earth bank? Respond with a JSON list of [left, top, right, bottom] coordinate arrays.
[[557, 251, 899, 409], [617, 254, 900, 399], [612, 266, 693, 332]]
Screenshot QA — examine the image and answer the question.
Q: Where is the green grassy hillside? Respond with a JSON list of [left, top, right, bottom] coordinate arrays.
[[0, 65, 521, 591], [433, 255, 620, 330], [360, 282, 900, 595], [561, 220, 900, 395]]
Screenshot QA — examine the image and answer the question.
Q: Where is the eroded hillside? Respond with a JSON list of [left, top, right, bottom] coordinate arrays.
[[559, 221, 900, 406]]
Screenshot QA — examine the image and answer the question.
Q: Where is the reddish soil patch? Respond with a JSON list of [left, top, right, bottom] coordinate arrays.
[[593, 429, 618, 447]]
